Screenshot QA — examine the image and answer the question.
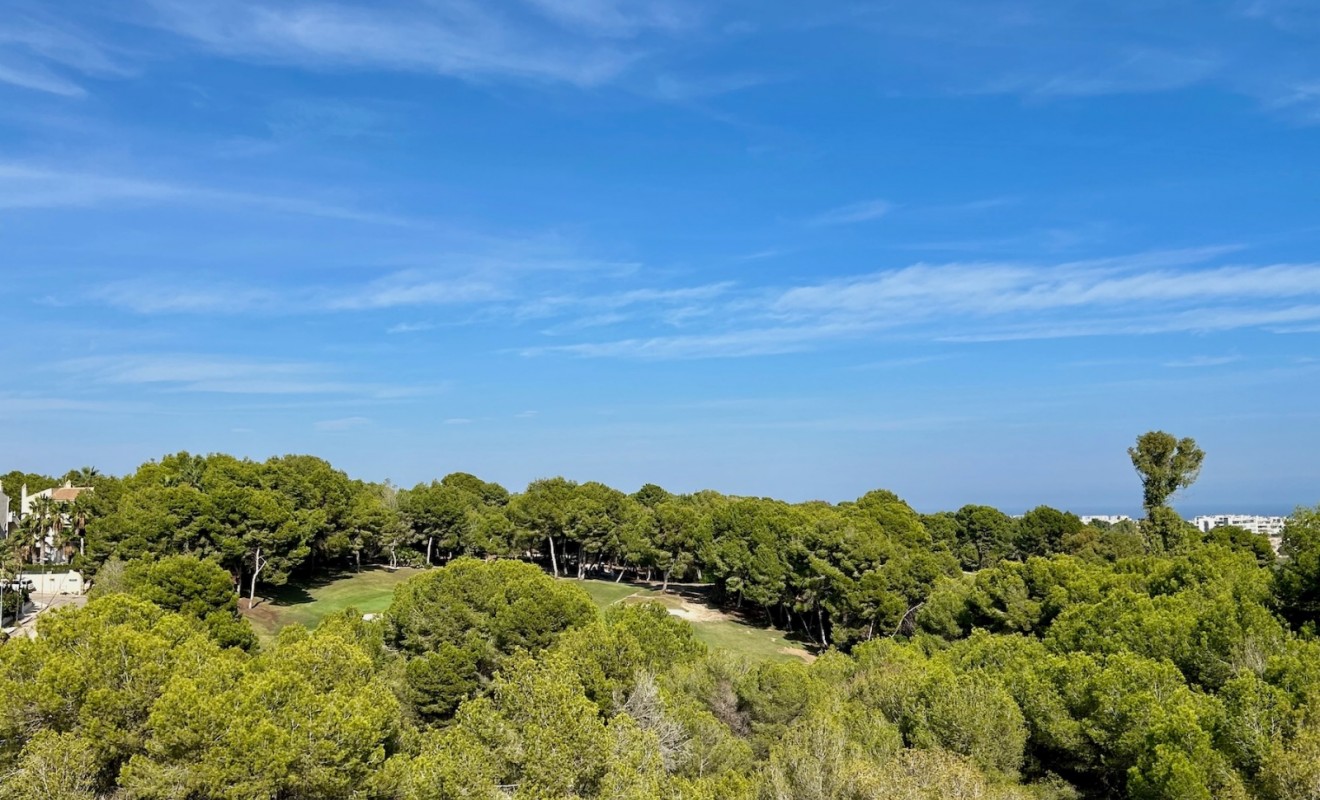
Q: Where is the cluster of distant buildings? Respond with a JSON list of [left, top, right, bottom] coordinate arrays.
[[1078, 513, 1290, 551]]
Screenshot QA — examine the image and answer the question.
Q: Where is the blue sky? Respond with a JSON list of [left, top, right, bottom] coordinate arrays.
[[3, 0, 1319, 514]]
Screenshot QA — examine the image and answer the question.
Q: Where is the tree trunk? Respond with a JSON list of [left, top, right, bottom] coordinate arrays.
[[426, 536, 433, 566], [547, 535, 559, 578], [818, 607, 829, 648], [248, 547, 264, 610], [614, 565, 626, 583], [662, 568, 670, 592]]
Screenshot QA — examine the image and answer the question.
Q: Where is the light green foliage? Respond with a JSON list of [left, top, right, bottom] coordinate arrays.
[[121, 624, 400, 799], [910, 669, 1028, 776], [0, 595, 216, 778], [1217, 673, 1296, 775], [0, 730, 99, 800], [462, 653, 612, 798], [605, 600, 706, 672], [377, 726, 504, 800], [1259, 723, 1320, 800]]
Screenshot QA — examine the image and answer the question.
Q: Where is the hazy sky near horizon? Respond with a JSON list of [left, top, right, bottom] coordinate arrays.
[[3, 0, 1319, 514]]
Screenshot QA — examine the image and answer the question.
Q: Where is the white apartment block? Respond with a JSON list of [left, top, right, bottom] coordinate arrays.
[[1079, 515, 1134, 525], [1192, 514, 1289, 539]]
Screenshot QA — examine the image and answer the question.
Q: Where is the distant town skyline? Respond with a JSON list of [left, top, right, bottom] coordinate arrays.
[[2, 1, 1318, 511]]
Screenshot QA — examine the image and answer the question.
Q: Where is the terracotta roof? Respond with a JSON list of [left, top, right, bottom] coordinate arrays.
[[50, 487, 90, 502]]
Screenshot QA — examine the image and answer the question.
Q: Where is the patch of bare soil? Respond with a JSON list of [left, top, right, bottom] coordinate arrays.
[[240, 599, 279, 629], [777, 646, 816, 663], [655, 595, 731, 624]]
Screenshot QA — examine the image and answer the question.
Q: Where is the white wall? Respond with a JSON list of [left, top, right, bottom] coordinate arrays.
[[18, 571, 85, 595]]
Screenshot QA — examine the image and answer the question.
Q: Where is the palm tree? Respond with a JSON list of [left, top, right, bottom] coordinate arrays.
[[69, 495, 92, 559], [67, 466, 101, 486], [17, 510, 43, 566], [163, 455, 205, 490], [28, 495, 59, 565]]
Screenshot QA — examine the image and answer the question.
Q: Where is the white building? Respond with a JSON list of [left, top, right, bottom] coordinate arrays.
[[1192, 514, 1288, 539], [19, 481, 91, 517], [15, 481, 93, 564]]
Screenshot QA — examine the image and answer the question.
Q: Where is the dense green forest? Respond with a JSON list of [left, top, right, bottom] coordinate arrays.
[[3, 434, 1320, 799]]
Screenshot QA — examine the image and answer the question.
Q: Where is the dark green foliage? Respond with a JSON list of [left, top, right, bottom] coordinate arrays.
[[1018, 506, 1084, 558], [386, 558, 596, 721], [1276, 506, 1320, 631], [121, 554, 256, 649]]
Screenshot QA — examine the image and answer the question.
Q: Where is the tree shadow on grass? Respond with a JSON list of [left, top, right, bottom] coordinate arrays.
[[262, 564, 402, 608]]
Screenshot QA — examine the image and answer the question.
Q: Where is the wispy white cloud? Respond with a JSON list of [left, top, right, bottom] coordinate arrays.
[[516, 282, 733, 320], [444, 417, 473, 425], [524, 249, 1320, 358], [523, 0, 697, 37], [991, 49, 1219, 97], [523, 324, 852, 359], [56, 354, 424, 397], [0, 10, 130, 96], [325, 271, 503, 310], [1164, 355, 1244, 368], [806, 199, 892, 227], [651, 71, 767, 101], [0, 60, 87, 96], [0, 161, 415, 225], [92, 244, 645, 317], [138, 0, 691, 88], [387, 322, 436, 334]]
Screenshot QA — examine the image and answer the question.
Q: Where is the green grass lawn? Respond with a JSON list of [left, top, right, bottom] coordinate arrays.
[[243, 567, 811, 662], [243, 566, 421, 642]]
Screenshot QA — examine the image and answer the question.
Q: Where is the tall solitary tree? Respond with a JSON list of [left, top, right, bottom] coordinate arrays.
[[1128, 431, 1205, 513]]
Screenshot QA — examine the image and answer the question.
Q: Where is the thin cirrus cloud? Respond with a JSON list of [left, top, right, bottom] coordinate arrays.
[[92, 272, 505, 315], [56, 354, 423, 398], [806, 199, 892, 227], [0, 9, 131, 96], [0, 161, 416, 225], [1164, 355, 1243, 368], [525, 251, 1320, 358], [138, 0, 693, 87], [0, 60, 88, 97]]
